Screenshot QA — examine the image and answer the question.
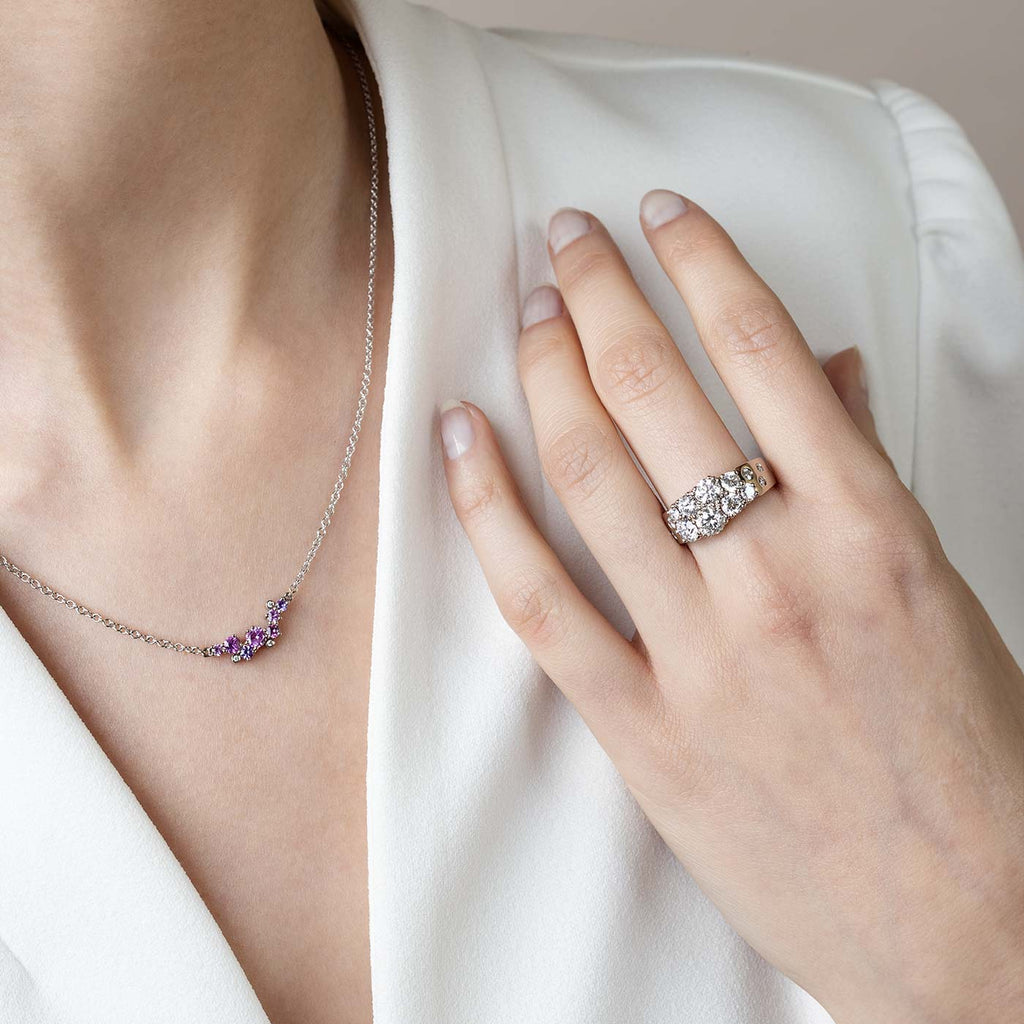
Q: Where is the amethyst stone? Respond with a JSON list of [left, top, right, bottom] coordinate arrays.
[[213, 594, 292, 663]]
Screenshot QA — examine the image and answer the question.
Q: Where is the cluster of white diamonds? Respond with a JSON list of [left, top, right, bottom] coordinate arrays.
[[664, 464, 760, 544]]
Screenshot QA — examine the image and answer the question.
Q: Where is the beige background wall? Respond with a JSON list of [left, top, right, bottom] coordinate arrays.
[[425, 0, 1022, 240]]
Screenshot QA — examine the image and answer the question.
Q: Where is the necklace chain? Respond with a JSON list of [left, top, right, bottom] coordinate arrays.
[[0, 31, 380, 660]]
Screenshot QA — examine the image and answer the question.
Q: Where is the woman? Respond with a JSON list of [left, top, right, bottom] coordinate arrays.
[[0, 0, 1021, 1021]]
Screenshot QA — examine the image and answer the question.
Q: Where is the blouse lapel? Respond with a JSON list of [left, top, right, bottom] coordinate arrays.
[[0, 604, 271, 1022]]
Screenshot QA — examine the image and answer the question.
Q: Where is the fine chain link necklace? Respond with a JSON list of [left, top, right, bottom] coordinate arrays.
[[0, 32, 379, 665]]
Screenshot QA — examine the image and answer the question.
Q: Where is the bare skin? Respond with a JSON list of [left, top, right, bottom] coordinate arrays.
[[0, 3, 390, 1024]]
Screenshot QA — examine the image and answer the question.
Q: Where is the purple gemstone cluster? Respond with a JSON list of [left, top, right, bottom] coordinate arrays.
[[206, 594, 291, 662]]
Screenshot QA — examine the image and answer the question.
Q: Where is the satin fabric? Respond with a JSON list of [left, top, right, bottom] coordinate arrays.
[[2, 0, 1021, 1020]]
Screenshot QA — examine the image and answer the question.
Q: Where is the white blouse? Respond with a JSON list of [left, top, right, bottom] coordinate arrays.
[[2, 0, 1022, 1020]]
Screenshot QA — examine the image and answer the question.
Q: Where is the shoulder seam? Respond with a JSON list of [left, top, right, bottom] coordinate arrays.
[[483, 25, 875, 100]]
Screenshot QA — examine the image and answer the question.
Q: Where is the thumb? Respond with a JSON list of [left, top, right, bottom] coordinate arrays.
[[822, 346, 893, 469]]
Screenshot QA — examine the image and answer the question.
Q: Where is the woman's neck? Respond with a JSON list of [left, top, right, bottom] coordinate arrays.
[[0, 0, 374, 487]]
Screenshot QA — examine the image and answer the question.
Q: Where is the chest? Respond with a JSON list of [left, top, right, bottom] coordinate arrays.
[[0, 424, 382, 1024]]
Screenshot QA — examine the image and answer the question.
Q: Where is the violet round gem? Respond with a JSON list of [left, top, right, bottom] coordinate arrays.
[[239, 643, 254, 661], [247, 626, 266, 649], [267, 606, 281, 625], [268, 623, 280, 639], [224, 635, 242, 655]]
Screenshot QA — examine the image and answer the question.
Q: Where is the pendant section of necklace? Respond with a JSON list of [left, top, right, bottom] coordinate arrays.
[[204, 594, 291, 662]]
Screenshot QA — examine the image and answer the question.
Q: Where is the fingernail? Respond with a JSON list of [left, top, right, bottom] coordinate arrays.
[[854, 346, 869, 399], [548, 207, 593, 255], [640, 189, 688, 229], [522, 285, 564, 328], [439, 399, 475, 460]]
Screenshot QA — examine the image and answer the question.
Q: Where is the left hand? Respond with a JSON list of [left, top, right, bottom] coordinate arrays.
[[437, 191, 1024, 1024]]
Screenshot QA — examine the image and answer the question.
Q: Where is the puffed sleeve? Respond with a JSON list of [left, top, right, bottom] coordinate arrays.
[[870, 80, 1024, 664]]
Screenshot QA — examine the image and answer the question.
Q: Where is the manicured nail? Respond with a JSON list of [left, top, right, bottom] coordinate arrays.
[[522, 285, 564, 328], [853, 346, 868, 399], [440, 399, 475, 460], [640, 189, 688, 229], [548, 208, 592, 255]]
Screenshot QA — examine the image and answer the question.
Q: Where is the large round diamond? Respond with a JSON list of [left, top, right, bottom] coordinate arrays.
[[722, 491, 746, 517], [693, 476, 724, 503], [695, 506, 726, 535], [675, 518, 699, 542]]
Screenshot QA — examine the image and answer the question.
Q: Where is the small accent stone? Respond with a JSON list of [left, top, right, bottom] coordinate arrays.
[[740, 465, 755, 482], [743, 482, 757, 501], [758, 475, 767, 487], [266, 638, 276, 647], [231, 654, 242, 663]]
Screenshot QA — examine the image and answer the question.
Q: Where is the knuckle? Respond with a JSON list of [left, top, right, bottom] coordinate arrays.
[[594, 324, 680, 409], [737, 538, 821, 649], [663, 223, 726, 270], [499, 565, 569, 646], [709, 297, 797, 372], [517, 324, 567, 382], [450, 472, 502, 524], [838, 503, 943, 596], [556, 244, 619, 296], [542, 421, 617, 501]]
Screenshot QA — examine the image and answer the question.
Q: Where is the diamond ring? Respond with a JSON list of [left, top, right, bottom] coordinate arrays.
[[662, 458, 776, 544]]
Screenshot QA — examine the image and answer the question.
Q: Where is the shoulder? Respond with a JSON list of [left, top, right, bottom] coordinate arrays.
[[467, 21, 1021, 297], [483, 21, 875, 100], [470, 23, 881, 134]]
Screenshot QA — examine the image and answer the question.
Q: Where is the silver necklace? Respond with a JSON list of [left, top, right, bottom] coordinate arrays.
[[0, 32, 380, 665]]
